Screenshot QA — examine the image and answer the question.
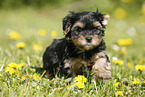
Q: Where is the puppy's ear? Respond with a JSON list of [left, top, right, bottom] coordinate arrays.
[[96, 9, 110, 27], [62, 11, 75, 35], [102, 14, 110, 27]]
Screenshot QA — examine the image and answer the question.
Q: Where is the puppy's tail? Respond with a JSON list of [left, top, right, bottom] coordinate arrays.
[[31, 67, 44, 73]]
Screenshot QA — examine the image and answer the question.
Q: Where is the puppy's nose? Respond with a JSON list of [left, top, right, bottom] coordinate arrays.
[[86, 37, 92, 43]]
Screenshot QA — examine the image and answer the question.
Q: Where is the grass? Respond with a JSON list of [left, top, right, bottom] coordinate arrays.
[[0, 6, 145, 97]]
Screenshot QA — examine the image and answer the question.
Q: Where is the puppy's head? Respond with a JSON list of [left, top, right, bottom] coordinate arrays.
[[63, 10, 110, 51]]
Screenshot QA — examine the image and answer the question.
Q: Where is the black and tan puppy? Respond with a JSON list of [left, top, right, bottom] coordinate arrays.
[[36, 10, 112, 80]]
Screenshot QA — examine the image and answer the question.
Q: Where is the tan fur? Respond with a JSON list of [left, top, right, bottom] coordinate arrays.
[[72, 35, 102, 51], [93, 21, 101, 27], [64, 25, 71, 35], [64, 58, 88, 77], [102, 14, 110, 26], [45, 71, 53, 79], [73, 22, 84, 29], [64, 51, 112, 80], [91, 52, 112, 80]]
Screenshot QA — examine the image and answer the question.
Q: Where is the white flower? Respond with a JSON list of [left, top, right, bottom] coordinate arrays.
[[112, 57, 118, 61]]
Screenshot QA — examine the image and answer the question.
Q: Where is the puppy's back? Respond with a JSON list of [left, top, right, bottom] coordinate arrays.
[[42, 38, 68, 77]]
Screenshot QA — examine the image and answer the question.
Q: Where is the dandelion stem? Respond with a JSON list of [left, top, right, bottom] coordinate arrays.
[[139, 70, 142, 74]]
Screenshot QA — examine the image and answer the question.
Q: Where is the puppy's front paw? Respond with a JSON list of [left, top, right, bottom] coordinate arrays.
[[92, 58, 112, 80]]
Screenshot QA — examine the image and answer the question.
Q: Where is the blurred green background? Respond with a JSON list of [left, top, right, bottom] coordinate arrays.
[[0, 1, 145, 96], [0, 0, 145, 57]]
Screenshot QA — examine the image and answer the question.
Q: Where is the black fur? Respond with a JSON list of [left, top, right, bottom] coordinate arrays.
[[35, 10, 111, 79], [63, 11, 106, 40], [42, 38, 107, 77]]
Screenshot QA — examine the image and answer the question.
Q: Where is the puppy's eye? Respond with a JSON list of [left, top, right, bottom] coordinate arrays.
[[74, 31, 79, 35], [75, 26, 82, 31]]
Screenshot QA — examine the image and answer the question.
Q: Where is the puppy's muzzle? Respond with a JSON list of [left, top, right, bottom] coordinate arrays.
[[85, 37, 92, 43]]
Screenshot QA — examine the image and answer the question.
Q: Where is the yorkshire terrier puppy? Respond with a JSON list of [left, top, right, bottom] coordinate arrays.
[[36, 10, 112, 80]]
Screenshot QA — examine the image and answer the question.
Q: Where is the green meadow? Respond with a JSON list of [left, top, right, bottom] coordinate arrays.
[[0, 0, 145, 96]]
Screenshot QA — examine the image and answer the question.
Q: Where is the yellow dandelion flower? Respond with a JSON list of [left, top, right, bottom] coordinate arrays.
[[121, 0, 132, 3], [8, 63, 25, 69], [75, 82, 85, 89], [16, 42, 26, 49], [112, 60, 124, 65], [57, 87, 63, 91], [33, 44, 42, 51], [114, 8, 127, 19], [115, 91, 123, 97], [117, 38, 132, 46], [144, 81, 145, 83], [127, 62, 131, 69], [74, 75, 87, 83], [18, 63, 25, 67], [16, 63, 25, 69], [9, 31, 20, 40], [132, 78, 141, 85], [0, 74, 2, 77], [8, 63, 18, 68], [38, 29, 46, 36], [113, 82, 120, 87], [21, 75, 30, 81], [51, 30, 58, 38], [32, 73, 40, 81], [135, 65, 145, 71], [5, 67, 17, 75], [139, 59, 143, 64], [119, 47, 126, 55], [141, 3, 145, 15], [139, 59, 145, 64]]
